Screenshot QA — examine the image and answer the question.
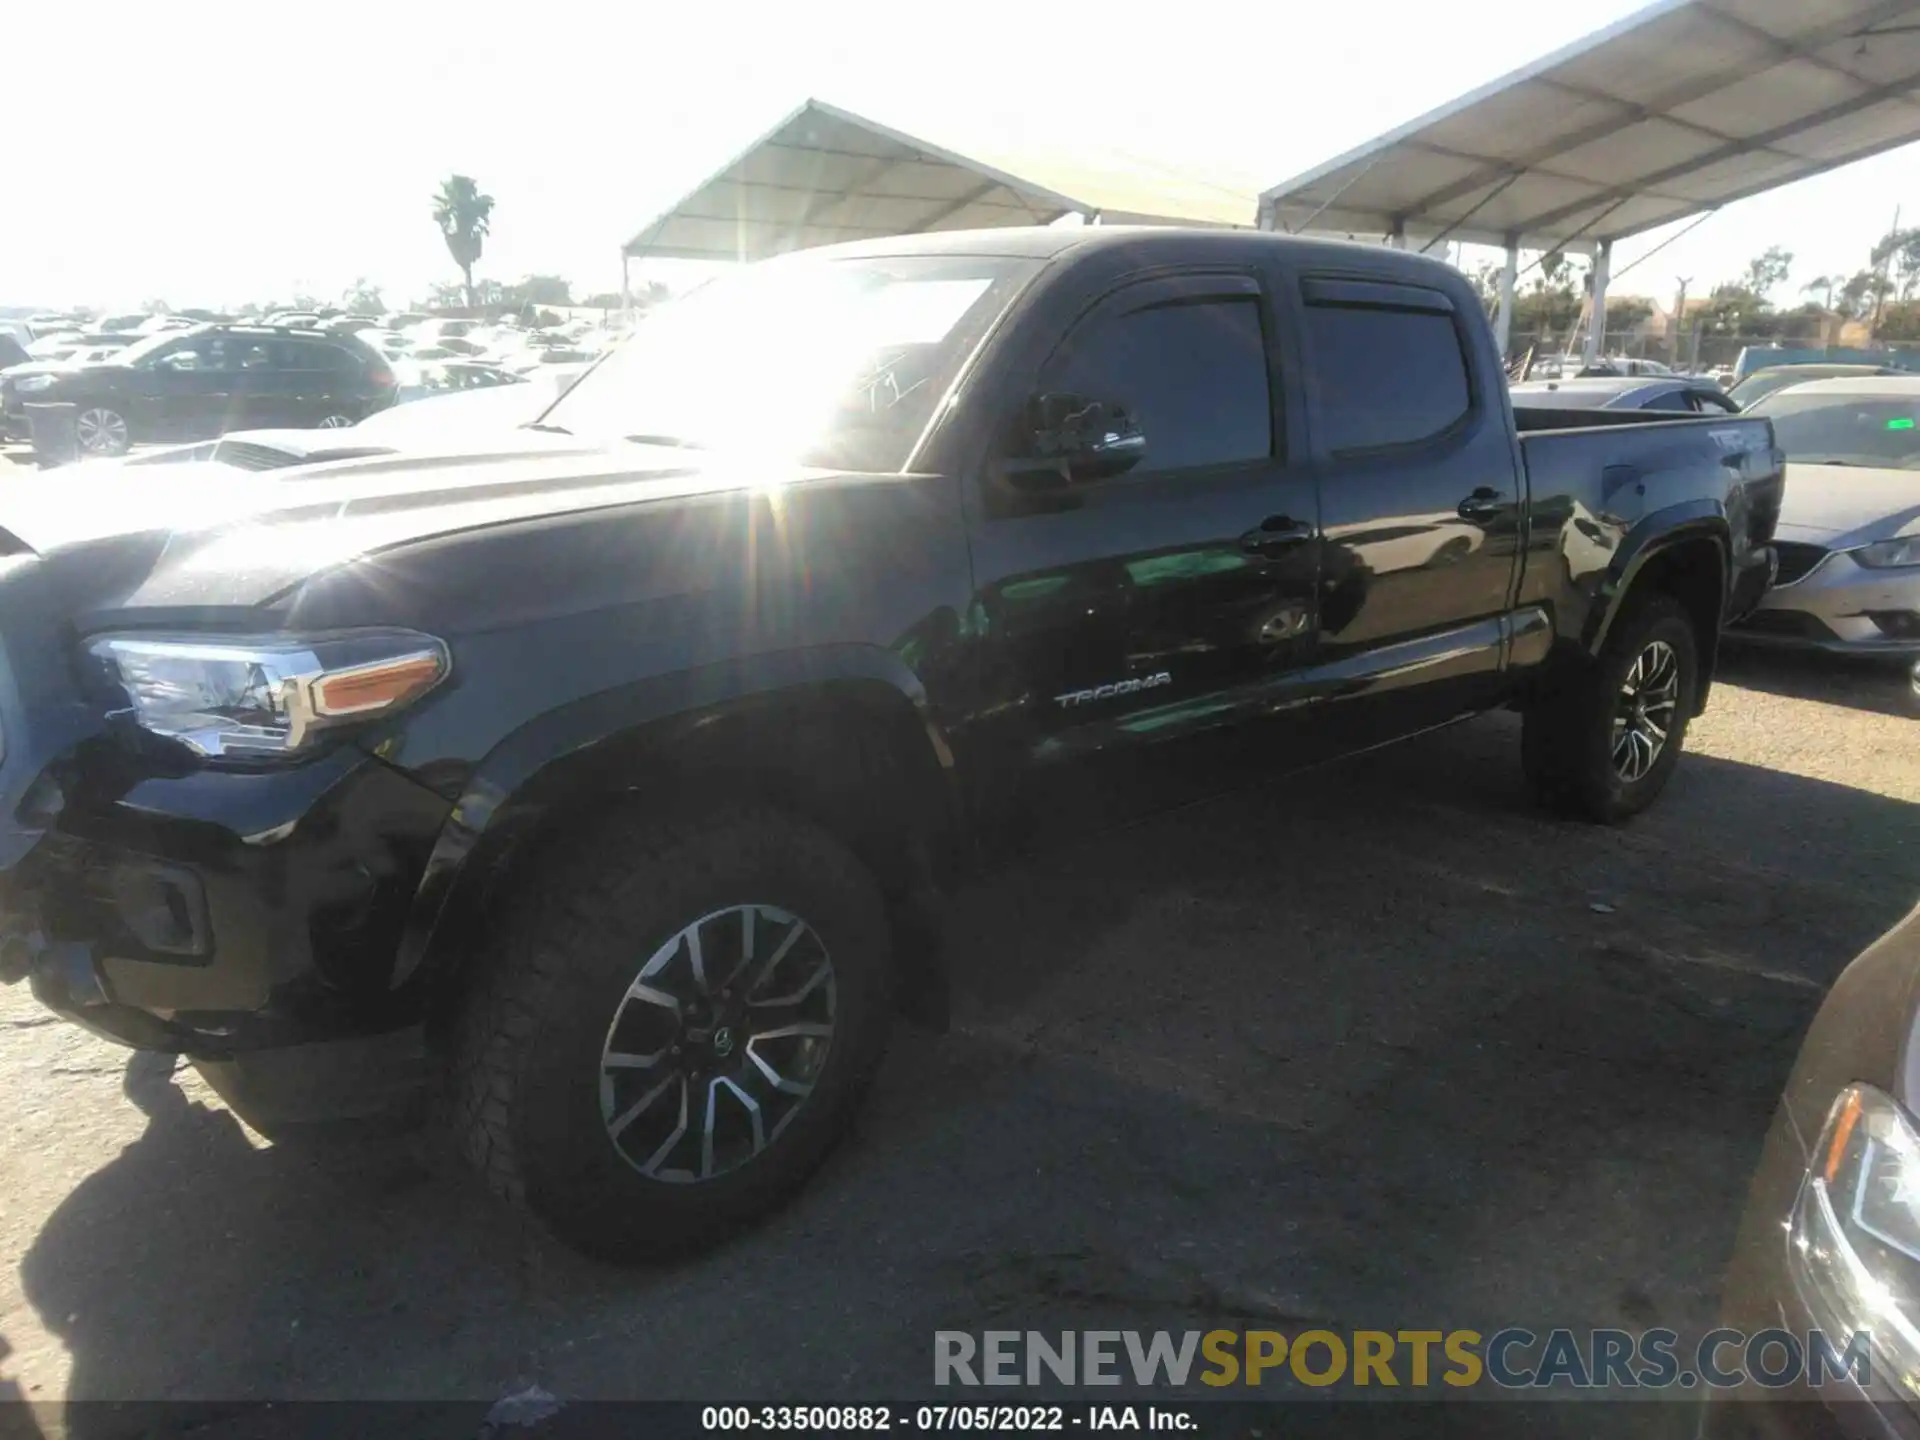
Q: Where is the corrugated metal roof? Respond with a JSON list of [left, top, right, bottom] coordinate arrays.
[[622, 100, 1253, 261], [1258, 0, 1920, 251]]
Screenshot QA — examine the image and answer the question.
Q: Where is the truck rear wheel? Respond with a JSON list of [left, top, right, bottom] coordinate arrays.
[[1523, 593, 1699, 824], [447, 803, 893, 1262]]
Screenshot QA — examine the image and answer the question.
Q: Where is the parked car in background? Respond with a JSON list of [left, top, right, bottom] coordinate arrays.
[[1577, 356, 1675, 377], [506, 347, 594, 374], [0, 323, 398, 455], [361, 330, 413, 358], [1729, 376, 1920, 696], [23, 313, 89, 337], [1705, 902, 1920, 1435], [0, 334, 27, 371], [1728, 362, 1909, 410], [410, 317, 480, 343], [1510, 374, 1741, 414], [392, 358, 525, 404], [24, 332, 134, 363]]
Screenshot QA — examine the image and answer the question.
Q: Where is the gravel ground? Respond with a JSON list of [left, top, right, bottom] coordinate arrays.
[[0, 649, 1912, 1438]]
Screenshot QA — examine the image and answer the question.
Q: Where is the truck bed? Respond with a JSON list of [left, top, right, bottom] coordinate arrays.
[[1511, 408, 1784, 663]]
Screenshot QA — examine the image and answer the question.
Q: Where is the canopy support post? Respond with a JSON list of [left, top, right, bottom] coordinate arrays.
[[1494, 237, 1519, 360], [1583, 240, 1612, 365]]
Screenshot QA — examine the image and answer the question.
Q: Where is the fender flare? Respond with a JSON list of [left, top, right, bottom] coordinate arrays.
[[1584, 499, 1730, 658], [388, 642, 958, 991]]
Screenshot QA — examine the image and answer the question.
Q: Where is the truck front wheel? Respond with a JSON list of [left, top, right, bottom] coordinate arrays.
[[1523, 593, 1700, 824], [447, 803, 893, 1262]]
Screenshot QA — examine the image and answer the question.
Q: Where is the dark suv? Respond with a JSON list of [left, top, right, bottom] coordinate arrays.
[[0, 324, 398, 455]]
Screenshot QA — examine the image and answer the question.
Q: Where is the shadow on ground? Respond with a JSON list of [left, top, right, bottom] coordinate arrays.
[[14, 714, 1918, 1435]]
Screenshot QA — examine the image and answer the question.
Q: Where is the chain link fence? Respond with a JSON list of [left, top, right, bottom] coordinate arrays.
[[1505, 326, 1920, 372], [1509, 327, 1920, 376]]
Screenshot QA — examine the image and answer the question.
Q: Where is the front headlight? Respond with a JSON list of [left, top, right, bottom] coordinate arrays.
[[1855, 538, 1920, 569], [13, 375, 56, 393], [87, 629, 448, 759], [1791, 1085, 1920, 1394]]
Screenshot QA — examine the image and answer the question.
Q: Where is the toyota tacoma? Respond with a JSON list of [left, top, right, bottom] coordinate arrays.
[[0, 228, 1781, 1260]]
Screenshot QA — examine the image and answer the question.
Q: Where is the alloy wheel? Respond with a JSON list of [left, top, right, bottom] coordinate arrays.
[[598, 904, 836, 1184], [316, 413, 355, 429], [1612, 638, 1680, 783], [75, 408, 128, 455]]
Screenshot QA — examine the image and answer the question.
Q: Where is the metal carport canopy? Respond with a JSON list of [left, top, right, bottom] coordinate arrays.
[[1257, 0, 1920, 254], [621, 99, 1253, 263]]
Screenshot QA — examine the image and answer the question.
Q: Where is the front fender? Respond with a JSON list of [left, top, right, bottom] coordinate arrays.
[[388, 642, 957, 991]]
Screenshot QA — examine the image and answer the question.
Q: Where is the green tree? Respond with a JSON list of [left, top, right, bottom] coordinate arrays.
[[1703, 281, 1780, 338], [431, 174, 495, 307], [1877, 301, 1920, 341], [505, 274, 572, 307], [1868, 228, 1920, 303], [1838, 270, 1890, 322], [1741, 246, 1793, 300], [1801, 274, 1837, 310], [1509, 251, 1587, 343], [341, 277, 385, 315]]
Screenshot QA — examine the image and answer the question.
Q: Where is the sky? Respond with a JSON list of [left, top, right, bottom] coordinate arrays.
[[6, 0, 1920, 312]]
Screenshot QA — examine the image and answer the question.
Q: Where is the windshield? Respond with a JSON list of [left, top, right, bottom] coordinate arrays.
[[1728, 367, 1877, 408], [113, 330, 200, 367], [1746, 389, 1920, 467], [538, 252, 1038, 472]]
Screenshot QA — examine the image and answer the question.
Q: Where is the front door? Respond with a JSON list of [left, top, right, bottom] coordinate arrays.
[[128, 334, 240, 440], [962, 270, 1322, 849]]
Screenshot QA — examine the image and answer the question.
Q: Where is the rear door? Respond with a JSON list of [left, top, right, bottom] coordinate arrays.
[[963, 269, 1323, 844], [226, 337, 286, 430], [1293, 273, 1526, 741], [265, 338, 363, 427]]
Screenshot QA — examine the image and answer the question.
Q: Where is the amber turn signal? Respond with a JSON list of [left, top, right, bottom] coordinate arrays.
[[311, 652, 447, 719]]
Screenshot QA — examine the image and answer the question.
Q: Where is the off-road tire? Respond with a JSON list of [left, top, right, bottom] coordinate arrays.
[[447, 803, 892, 1262], [1523, 593, 1700, 824]]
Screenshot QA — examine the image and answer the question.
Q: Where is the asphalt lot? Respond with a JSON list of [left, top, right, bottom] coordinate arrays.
[[0, 645, 1911, 1436]]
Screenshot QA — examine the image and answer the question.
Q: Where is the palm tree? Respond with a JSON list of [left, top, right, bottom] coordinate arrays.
[[1802, 275, 1837, 311], [431, 175, 495, 307]]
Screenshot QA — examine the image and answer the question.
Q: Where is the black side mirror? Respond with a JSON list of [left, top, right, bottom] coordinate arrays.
[[1006, 392, 1147, 487]]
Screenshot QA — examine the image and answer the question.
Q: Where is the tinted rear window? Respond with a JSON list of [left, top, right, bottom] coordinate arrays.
[[1303, 302, 1470, 453]]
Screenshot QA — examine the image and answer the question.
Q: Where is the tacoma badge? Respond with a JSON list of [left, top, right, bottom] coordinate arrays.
[[1054, 671, 1173, 708]]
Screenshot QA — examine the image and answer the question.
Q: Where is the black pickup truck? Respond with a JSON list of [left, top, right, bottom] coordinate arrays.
[[0, 227, 1780, 1259]]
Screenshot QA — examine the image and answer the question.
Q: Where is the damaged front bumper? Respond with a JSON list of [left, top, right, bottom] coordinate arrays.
[[0, 744, 454, 1062]]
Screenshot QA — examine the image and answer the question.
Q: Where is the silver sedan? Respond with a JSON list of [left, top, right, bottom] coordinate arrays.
[[1732, 376, 1920, 696]]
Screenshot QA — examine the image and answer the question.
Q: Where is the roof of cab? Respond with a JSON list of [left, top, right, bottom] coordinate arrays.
[[780, 225, 1469, 279]]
